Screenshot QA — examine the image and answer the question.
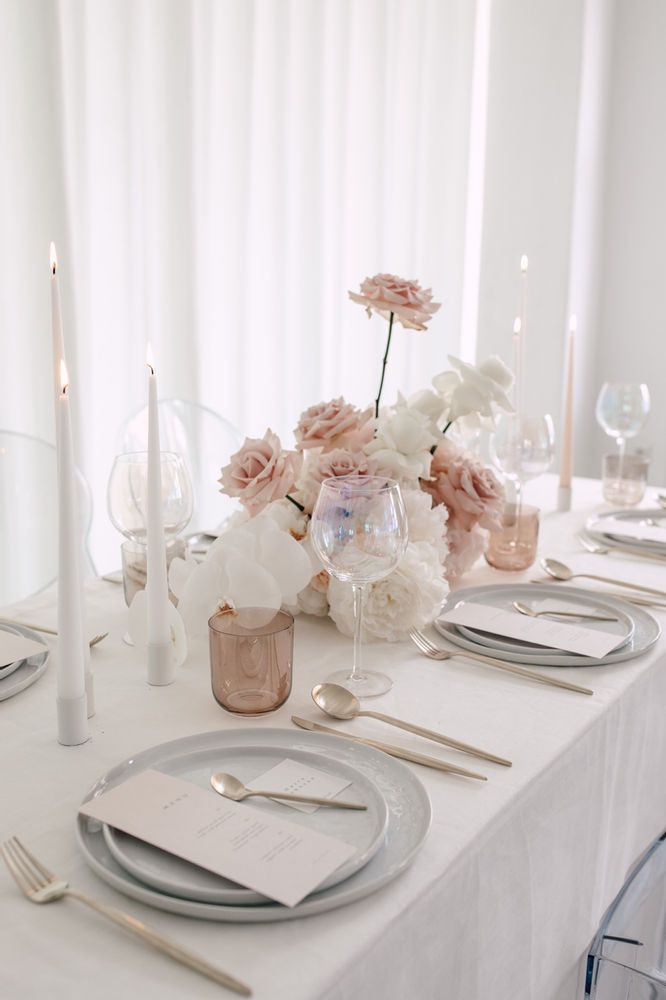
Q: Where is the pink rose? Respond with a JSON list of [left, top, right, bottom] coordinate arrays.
[[421, 439, 503, 533], [294, 397, 373, 452], [219, 430, 302, 516], [349, 274, 441, 331], [299, 448, 378, 513]]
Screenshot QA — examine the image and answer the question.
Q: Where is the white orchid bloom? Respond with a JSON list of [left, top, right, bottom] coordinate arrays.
[[432, 355, 514, 429], [170, 515, 313, 636]]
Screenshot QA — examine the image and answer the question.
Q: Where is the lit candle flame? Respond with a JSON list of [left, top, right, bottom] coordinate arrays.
[[520, 254, 529, 273], [513, 317, 522, 335], [60, 358, 69, 395], [569, 314, 577, 334], [146, 341, 155, 375], [50, 242, 58, 275]]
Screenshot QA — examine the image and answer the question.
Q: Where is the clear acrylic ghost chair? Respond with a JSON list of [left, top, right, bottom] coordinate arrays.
[[0, 430, 95, 606], [118, 399, 243, 536], [585, 833, 666, 998]]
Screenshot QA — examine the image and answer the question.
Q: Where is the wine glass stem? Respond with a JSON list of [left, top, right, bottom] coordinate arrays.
[[515, 478, 523, 521], [617, 436, 625, 480], [350, 583, 365, 682]]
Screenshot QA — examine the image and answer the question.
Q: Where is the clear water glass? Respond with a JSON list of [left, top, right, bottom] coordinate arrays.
[[490, 413, 555, 508], [596, 382, 650, 471], [602, 453, 649, 506], [310, 475, 408, 698], [107, 451, 193, 542]]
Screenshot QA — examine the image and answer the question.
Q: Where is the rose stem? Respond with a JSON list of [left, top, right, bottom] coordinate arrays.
[[441, 420, 453, 436], [285, 493, 305, 513], [374, 311, 395, 418]]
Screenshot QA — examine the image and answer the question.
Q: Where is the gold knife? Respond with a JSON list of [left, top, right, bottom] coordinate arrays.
[[291, 716, 487, 781]]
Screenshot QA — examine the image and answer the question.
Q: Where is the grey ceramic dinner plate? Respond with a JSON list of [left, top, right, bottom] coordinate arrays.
[[435, 584, 660, 667], [77, 728, 431, 922], [101, 744, 389, 906], [585, 509, 666, 557], [0, 621, 49, 699], [453, 585, 634, 656]]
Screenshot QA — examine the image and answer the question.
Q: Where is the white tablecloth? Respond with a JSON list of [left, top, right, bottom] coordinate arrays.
[[2, 476, 665, 1000]]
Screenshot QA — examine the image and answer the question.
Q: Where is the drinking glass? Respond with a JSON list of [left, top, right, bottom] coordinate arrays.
[[490, 414, 555, 511], [485, 504, 540, 571], [596, 382, 650, 471], [310, 476, 408, 698], [208, 608, 294, 715], [107, 451, 193, 542], [602, 453, 649, 506]]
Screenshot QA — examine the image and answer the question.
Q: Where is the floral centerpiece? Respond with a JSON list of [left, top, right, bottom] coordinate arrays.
[[171, 274, 513, 641]]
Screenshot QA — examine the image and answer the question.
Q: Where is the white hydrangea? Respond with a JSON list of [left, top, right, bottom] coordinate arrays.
[[328, 540, 449, 642]]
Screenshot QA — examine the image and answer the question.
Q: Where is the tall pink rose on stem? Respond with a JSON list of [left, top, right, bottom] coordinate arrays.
[[349, 274, 441, 418]]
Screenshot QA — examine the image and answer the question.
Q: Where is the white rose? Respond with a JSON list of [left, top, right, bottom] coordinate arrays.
[[365, 405, 437, 484], [297, 583, 330, 617], [401, 488, 449, 563]]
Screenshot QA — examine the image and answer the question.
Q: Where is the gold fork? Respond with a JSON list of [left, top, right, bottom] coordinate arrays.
[[408, 628, 594, 696], [1, 836, 251, 995]]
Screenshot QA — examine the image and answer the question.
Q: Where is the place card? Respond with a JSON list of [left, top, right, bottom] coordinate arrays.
[[442, 602, 624, 658], [588, 516, 666, 544], [79, 769, 356, 907], [247, 758, 352, 814], [0, 630, 47, 667]]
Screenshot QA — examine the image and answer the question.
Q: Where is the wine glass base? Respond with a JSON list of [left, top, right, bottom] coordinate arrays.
[[326, 669, 392, 699]]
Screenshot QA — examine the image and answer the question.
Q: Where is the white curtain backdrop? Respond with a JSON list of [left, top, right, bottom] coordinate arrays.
[[2, 0, 664, 573], [0, 0, 479, 569]]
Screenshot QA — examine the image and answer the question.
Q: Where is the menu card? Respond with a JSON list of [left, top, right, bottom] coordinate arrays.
[[441, 602, 624, 658], [589, 516, 666, 544], [0, 630, 47, 668], [79, 769, 357, 907], [247, 758, 352, 814]]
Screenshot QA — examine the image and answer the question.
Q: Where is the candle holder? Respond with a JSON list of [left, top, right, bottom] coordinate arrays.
[[208, 608, 294, 715], [485, 504, 540, 571]]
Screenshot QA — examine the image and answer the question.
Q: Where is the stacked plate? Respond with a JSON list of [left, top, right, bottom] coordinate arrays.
[[584, 509, 666, 560], [0, 621, 50, 701], [77, 727, 432, 922], [435, 583, 660, 668]]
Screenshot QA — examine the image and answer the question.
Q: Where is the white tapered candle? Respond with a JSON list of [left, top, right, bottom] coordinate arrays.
[[146, 344, 174, 685], [56, 361, 88, 744], [559, 316, 576, 494]]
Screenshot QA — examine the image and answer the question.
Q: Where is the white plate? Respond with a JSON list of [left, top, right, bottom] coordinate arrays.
[[435, 584, 659, 667], [454, 587, 634, 656], [101, 743, 389, 905], [77, 728, 431, 922], [585, 509, 666, 557], [0, 622, 49, 700]]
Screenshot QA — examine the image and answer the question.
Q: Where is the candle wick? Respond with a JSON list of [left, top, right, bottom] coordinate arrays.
[[146, 363, 155, 376], [62, 384, 69, 396]]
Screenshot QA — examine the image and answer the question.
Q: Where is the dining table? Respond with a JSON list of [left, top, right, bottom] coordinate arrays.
[[2, 474, 665, 1000]]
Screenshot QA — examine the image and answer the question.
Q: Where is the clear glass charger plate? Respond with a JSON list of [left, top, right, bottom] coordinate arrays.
[[0, 621, 49, 699], [585, 509, 666, 557], [77, 727, 432, 922], [451, 584, 635, 656], [100, 743, 389, 905], [435, 584, 659, 667]]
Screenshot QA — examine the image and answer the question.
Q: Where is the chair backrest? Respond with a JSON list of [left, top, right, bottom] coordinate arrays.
[[0, 430, 95, 606], [119, 399, 243, 535], [586, 834, 666, 997]]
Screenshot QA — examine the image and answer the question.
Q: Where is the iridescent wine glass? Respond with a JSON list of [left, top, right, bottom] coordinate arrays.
[[310, 476, 408, 698]]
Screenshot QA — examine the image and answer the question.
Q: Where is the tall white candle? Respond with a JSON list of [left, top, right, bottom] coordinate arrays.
[[56, 361, 88, 745], [146, 344, 174, 685], [558, 315, 576, 510], [516, 254, 528, 416], [49, 244, 94, 717]]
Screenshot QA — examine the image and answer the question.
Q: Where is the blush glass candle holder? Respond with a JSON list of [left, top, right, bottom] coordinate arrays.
[[208, 608, 294, 715], [485, 504, 540, 571]]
